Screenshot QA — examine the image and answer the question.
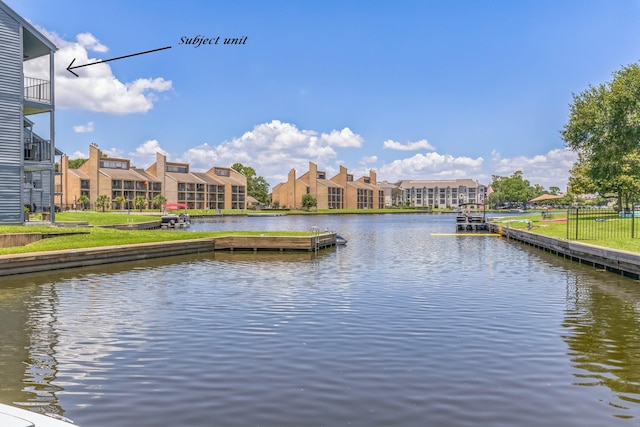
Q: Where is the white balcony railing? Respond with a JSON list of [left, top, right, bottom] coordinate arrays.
[[24, 77, 51, 103]]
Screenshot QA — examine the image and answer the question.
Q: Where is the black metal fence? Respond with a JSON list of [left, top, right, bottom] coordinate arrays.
[[566, 206, 640, 240]]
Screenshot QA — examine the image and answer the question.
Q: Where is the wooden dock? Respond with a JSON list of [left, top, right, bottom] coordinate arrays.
[[0, 233, 339, 277], [213, 233, 337, 252]]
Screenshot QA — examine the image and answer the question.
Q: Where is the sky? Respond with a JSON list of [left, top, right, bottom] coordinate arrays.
[[8, 0, 640, 190]]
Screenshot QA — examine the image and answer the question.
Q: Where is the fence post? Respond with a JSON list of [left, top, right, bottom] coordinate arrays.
[[633, 203, 636, 239]]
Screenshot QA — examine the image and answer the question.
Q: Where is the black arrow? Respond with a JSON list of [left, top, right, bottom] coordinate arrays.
[[66, 45, 172, 77]]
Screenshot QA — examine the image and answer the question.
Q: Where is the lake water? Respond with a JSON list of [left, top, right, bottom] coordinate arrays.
[[2, 214, 640, 426]]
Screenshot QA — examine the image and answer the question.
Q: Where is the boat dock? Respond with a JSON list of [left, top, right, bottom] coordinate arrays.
[[0, 233, 339, 277], [456, 213, 487, 231]]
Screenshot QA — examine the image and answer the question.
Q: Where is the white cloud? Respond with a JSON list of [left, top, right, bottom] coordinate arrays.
[[320, 128, 363, 148], [100, 147, 125, 158], [490, 148, 577, 190], [73, 121, 94, 133], [379, 152, 484, 181], [70, 150, 86, 159], [23, 28, 172, 114], [360, 155, 378, 164], [128, 139, 168, 167], [169, 120, 362, 185], [76, 33, 108, 53], [383, 139, 435, 151]]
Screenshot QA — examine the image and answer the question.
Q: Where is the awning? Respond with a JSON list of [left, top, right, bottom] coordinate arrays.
[[529, 194, 564, 203], [163, 203, 187, 211]]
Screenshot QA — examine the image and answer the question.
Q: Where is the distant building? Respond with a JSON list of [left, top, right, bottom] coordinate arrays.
[[271, 162, 383, 209], [0, 1, 58, 223], [58, 144, 247, 210], [397, 179, 488, 208]]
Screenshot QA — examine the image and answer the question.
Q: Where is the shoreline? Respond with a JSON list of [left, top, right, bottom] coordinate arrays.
[[488, 223, 640, 279], [0, 233, 337, 277]]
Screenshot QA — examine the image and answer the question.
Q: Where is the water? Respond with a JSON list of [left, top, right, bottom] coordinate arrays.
[[2, 214, 640, 426]]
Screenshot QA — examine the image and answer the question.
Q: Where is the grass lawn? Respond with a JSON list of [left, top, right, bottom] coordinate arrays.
[[493, 213, 640, 253], [55, 211, 161, 225], [0, 211, 315, 255]]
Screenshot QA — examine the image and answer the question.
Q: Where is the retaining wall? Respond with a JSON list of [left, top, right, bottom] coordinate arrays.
[[489, 223, 640, 279], [0, 233, 337, 277]]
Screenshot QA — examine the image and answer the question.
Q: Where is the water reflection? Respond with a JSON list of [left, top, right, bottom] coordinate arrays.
[[562, 272, 640, 417], [4, 215, 640, 425]]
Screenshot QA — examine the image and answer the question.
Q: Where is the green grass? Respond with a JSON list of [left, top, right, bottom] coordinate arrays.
[[493, 213, 640, 253], [56, 211, 160, 225], [0, 228, 315, 255], [0, 211, 317, 255]]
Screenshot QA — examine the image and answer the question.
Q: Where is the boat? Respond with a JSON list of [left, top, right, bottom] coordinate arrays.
[[161, 203, 191, 229], [0, 404, 77, 426], [455, 203, 487, 231], [160, 213, 191, 229], [336, 234, 348, 245]]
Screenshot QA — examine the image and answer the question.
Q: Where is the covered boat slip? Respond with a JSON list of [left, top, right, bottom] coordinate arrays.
[[456, 213, 487, 231]]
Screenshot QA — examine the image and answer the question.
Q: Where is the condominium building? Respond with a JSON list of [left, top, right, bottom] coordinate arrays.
[[397, 179, 488, 208], [0, 1, 58, 223], [271, 162, 384, 210], [58, 144, 247, 210]]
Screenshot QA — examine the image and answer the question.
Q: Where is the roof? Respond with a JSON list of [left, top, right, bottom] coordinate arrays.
[[397, 178, 485, 189], [67, 169, 90, 180], [192, 172, 224, 185], [316, 178, 342, 189], [167, 172, 206, 184], [132, 169, 161, 183], [347, 180, 371, 190], [0, 1, 57, 57], [99, 168, 155, 181]]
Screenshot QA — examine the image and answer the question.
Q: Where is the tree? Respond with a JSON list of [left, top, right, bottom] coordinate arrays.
[[114, 196, 126, 210], [301, 193, 317, 210], [489, 171, 539, 207], [95, 195, 110, 212], [68, 158, 88, 169], [231, 163, 270, 204], [133, 195, 147, 212], [153, 194, 167, 211], [391, 187, 403, 206], [562, 62, 640, 209], [77, 195, 89, 210]]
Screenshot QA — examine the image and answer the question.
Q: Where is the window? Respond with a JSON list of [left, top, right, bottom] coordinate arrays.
[[215, 168, 230, 177], [166, 165, 188, 173], [100, 160, 127, 169]]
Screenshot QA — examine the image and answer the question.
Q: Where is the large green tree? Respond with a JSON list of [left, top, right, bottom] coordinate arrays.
[[562, 62, 640, 208], [489, 171, 540, 207], [231, 163, 270, 204]]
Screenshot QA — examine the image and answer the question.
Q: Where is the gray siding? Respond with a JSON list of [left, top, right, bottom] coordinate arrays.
[[0, 6, 23, 223]]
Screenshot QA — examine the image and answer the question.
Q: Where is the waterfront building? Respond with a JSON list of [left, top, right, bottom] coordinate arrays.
[[58, 144, 247, 210], [330, 165, 384, 210], [272, 162, 343, 209], [204, 165, 247, 209], [271, 162, 383, 210], [0, 1, 58, 223], [59, 144, 160, 210], [397, 178, 488, 209]]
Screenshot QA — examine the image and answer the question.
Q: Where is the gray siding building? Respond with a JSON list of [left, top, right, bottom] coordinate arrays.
[[0, 0, 57, 223]]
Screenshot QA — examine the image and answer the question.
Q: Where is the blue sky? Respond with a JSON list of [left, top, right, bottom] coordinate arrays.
[[9, 0, 640, 190]]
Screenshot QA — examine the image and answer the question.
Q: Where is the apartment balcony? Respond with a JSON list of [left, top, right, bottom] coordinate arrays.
[[24, 138, 51, 162], [24, 77, 51, 103]]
